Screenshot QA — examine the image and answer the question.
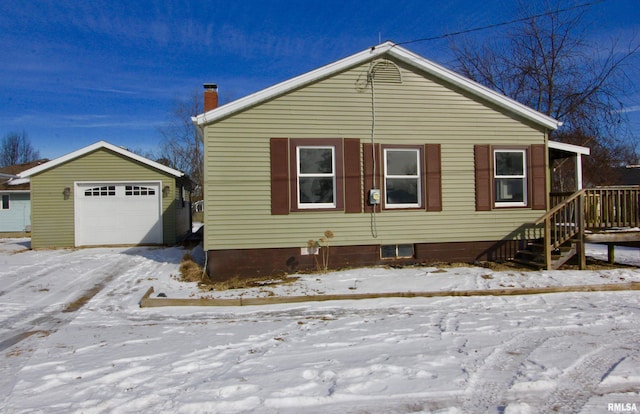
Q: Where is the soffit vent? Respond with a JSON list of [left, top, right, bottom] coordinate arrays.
[[370, 60, 402, 84]]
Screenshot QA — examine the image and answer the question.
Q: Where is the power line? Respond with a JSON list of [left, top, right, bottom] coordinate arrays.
[[396, 0, 607, 46]]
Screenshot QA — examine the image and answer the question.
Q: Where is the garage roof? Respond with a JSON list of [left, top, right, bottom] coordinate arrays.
[[18, 141, 184, 178]]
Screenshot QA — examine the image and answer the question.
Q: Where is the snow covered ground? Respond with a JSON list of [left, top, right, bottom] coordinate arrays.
[[0, 238, 639, 413]]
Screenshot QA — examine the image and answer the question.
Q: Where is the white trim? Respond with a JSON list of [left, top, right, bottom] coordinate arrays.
[[576, 154, 584, 190], [0, 172, 18, 179], [296, 145, 337, 209], [494, 149, 528, 208], [384, 148, 422, 209], [6, 177, 30, 185], [548, 140, 591, 155], [74, 180, 163, 247], [18, 141, 184, 179], [193, 41, 562, 131]]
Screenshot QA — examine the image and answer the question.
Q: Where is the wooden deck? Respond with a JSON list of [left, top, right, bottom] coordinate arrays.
[[526, 186, 640, 269]]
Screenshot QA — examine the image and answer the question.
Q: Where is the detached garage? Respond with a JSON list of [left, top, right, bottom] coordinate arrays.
[[19, 141, 192, 249]]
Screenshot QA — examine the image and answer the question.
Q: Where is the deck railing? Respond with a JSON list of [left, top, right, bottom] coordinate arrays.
[[583, 186, 640, 229], [541, 186, 640, 269]]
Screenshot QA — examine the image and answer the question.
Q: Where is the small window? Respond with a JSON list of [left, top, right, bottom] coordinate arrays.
[[1, 194, 9, 210], [381, 244, 414, 259], [125, 185, 156, 196], [384, 148, 421, 208], [177, 186, 186, 207], [297, 146, 336, 208], [85, 186, 116, 197], [494, 150, 527, 207]]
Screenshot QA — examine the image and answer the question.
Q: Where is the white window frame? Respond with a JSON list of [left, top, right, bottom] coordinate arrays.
[[1, 194, 9, 210], [384, 148, 422, 209], [83, 185, 116, 197], [296, 145, 337, 209], [125, 185, 156, 196], [494, 149, 528, 207]]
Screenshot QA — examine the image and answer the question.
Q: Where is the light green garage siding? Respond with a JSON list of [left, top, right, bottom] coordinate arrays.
[[30, 148, 180, 248], [203, 59, 547, 251]]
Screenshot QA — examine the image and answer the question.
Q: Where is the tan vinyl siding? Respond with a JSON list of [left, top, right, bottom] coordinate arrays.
[[30, 148, 178, 248], [203, 60, 546, 250]]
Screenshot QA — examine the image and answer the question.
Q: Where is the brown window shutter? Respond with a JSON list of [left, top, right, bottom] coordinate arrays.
[[344, 138, 362, 213], [363, 142, 381, 213], [530, 144, 547, 210], [270, 138, 289, 215], [474, 144, 492, 211], [424, 144, 442, 212]]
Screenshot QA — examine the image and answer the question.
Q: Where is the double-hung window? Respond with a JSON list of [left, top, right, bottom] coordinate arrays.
[[494, 149, 527, 207], [384, 148, 422, 208], [297, 146, 336, 209]]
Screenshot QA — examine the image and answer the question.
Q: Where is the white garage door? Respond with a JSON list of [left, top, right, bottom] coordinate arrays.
[[75, 182, 163, 246]]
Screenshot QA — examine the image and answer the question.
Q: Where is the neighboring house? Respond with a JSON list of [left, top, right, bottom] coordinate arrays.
[[18, 141, 193, 248], [615, 165, 640, 186], [193, 41, 590, 280], [0, 160, 49, 233]]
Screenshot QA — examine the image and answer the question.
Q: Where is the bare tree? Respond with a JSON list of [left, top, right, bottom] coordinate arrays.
[[451, 0, 639, 187], [0, 131, 41, 167], [157, 92, 203, 199]]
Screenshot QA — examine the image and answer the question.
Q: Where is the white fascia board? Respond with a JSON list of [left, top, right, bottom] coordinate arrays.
[[549, 140, 591, 155], [18, 141, 184, 178], [0, 173, 18, 179], [7, 177, 30, 185], [194, 41, 561, 132], [385, 46, 562, 131], [193, 42, 395, 126]]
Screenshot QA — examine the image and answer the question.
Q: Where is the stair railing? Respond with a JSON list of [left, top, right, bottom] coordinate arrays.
[[535, 189, 585, 269]]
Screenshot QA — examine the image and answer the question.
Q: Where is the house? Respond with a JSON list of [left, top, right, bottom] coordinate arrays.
[[615, 165, 640, 186], [193, 41, 593, 280], [0, 160, 48, 234], [17, 141, 193, 248]]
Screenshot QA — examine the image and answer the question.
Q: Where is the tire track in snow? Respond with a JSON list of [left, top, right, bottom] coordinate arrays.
[[0, 253, 76, 297], [462, 330, 554, 413], [541, 331, 640, 413], [0, 256, 132, 352]]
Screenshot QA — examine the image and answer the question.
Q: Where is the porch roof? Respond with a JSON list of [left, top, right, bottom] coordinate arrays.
[[549, 141, 590, 159]]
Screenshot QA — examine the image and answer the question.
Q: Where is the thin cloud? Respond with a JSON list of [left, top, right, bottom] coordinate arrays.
[[619, 105, 640, 114]]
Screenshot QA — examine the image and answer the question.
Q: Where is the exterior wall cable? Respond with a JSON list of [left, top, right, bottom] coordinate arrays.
[[369, 65, 378, 238]]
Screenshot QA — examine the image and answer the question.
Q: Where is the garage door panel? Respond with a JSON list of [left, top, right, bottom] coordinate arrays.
[[75, 182, 163, 246]]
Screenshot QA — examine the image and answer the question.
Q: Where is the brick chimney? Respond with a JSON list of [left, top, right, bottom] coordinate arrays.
[[203, 83, 218, 112]]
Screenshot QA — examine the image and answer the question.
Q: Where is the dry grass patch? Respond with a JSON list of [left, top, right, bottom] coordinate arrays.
[[204, 274, 300, 291], [177, 252, 300, 291], [179, 253, 210, 283]]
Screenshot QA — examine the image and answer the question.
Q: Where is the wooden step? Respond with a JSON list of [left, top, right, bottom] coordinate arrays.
[[512, 241, 578, 270]]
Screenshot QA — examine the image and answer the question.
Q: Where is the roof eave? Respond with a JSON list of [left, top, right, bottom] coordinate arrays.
[[18, 141, 184, 179], [193, 42, 396, 126], [385, 46, 561, 131], [549, 140, 591, 155], [193, 41, 561, 131]]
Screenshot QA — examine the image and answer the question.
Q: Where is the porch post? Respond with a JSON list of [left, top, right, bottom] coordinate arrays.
[[576, 154, 584, 190]]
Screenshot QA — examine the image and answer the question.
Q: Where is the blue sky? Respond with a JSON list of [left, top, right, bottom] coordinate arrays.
[[1, 0, 638, 160]]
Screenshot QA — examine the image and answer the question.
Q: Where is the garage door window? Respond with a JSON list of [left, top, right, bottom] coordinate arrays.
[[84, 186, 116, 197], [125, 185, 156, 196]]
